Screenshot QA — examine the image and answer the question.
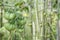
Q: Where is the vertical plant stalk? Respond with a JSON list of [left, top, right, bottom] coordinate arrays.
[[8, 31, 12, 40], [0, 0, 3, 40], [35, 0, 41, 40], [32, 21, 36, 40], [38, 0, 43, 40], [0, 0, 3, 27], [57, 0, 60, 40], [47, 0, 52, 40], [43, 0, 47, 40], [29, 5, 35, 40]]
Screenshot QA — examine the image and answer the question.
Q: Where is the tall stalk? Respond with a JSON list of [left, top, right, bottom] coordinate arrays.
[[32, 21, 36, 40], [57, 0, 60, 40], [0, 0, 3, 40], [35, 0, 40, 40], [0, 0, 3, 27]]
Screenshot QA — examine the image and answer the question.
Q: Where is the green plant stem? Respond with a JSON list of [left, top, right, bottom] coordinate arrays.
[[9, 31, 12, 40]]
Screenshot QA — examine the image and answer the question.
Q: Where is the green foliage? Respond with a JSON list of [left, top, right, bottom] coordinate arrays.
[[4, 23, 16, 31], [4, 12, 16, 20], [52, 0, 57, 8], [0, 0, 58, 40]]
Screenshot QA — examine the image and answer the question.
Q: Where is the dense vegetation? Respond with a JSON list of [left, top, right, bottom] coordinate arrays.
[[0, 0, 58, 40]]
